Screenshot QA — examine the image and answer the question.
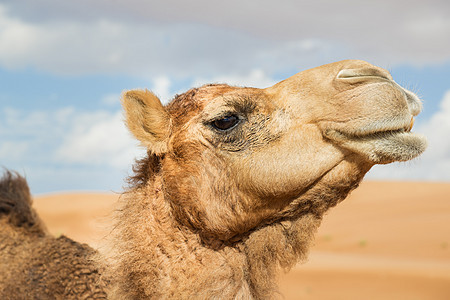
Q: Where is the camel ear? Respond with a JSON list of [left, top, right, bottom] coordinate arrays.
[[122, 89, 171, 154]]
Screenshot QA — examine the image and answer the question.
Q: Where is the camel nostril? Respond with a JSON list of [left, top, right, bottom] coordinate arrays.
[[337, 68, 391, 81]]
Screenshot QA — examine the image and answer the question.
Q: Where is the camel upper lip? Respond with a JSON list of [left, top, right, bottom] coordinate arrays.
[[325, 116, 416, 140], [361, 117, 415, 137]]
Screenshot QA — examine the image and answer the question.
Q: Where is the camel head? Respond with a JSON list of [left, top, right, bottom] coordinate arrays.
[[122, 60, 427, 242]]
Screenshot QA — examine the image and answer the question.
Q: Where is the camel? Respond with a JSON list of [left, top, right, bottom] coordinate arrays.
[[0, 60, 427, 299]]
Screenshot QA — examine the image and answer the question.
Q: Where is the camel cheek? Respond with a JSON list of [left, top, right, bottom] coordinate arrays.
[[230, 126, 346, 199]]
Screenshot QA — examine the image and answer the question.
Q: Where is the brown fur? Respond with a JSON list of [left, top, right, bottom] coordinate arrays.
[[0, 60, 426, 299], [0, 172, 108, 299]]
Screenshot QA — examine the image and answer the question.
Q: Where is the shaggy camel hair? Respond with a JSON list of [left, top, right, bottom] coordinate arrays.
[[0, 60, 427, 299]]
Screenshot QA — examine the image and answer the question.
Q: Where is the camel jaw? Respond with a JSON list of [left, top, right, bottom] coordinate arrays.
[[324, 128, 427, 164]]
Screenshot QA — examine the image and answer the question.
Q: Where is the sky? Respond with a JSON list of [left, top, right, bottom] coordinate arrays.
[[1, 0, 449, 194]]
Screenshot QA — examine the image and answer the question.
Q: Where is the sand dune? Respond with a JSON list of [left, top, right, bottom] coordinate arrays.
[[33, 181, 450, 299]]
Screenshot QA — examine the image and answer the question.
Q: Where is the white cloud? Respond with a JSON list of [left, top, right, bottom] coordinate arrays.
[[0, 106, 144, 169], [0, 9, 133, 74], [56, 110, 144, 168], [415, 90, 450, 179], [101, 93, 121, 107], [0, 141, 29, 161], [0, 1, 449, 78], [0, 106, 146, 193], [368, 90, 450, 181], [152, 76, 172, 104]]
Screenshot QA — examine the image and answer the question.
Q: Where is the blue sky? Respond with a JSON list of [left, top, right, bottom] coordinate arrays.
[[1, 0, 450, 194]]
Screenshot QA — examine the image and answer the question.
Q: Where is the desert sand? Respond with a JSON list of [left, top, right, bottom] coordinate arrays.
[[33, 181, 450, 300]]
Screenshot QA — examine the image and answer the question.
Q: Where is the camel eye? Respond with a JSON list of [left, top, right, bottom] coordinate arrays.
[[212, 115, 240, 131]]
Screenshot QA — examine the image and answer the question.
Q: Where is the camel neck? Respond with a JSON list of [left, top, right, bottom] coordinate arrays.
[[106, 176, 322, 299]]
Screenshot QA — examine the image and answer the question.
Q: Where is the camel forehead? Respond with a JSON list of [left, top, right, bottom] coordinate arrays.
[[167, 84, 262, 124], [168, 84, 256, 108]]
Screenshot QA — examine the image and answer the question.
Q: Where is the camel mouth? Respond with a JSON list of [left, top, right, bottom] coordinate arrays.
[[343, 116, 416, 137], [324, 120, 427, 164]]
